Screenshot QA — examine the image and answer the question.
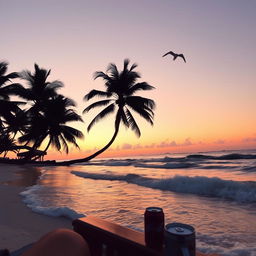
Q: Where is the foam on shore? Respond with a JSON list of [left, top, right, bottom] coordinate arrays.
[[20, 184, 85, 220]]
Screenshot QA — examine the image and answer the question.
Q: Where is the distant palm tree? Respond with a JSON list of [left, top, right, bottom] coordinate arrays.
[[19, 95, 84, 157], [62, 59, 155, 165]]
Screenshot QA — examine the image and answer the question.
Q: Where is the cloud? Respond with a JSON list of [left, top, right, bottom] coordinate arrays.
[[121, 143, 132, 150], [144, 143, 156, 148], [156, 140, 177, 148], [242, 137, 256, 143], [181, 138, 192, 146], [133, 144, 143, 149], [214, 139, 225, 144]]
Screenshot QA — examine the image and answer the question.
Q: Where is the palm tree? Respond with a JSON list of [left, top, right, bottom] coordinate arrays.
[[19, 95, 84, 158], [62, 59, 155, 165], [0, 61, 25, 132], [16, 63, 65, 152]]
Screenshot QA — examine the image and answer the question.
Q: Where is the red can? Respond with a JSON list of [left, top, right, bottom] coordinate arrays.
[[144, 207, 165, 250]]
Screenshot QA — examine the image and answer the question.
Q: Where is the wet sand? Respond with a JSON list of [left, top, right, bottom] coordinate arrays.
[[0, 164, 72, 251]]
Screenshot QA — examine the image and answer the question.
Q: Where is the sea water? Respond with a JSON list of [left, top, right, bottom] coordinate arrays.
[[20, 149, 256, 256]]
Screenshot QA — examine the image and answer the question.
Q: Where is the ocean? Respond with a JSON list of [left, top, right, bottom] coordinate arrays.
[[20, 149, 256, 256]]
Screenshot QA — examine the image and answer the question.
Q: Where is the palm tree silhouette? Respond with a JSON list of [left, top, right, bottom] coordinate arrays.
[[0, 61, 25, 133], [61, 59, 155, 165], [18, 95, 84, 159], [17, 64, 65, 152]]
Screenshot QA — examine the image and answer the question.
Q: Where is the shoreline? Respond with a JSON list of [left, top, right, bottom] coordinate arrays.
[[0, 164, 72, 251]]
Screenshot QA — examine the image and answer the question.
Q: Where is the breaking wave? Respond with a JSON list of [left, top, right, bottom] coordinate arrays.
[[20, 185, 85, 220], [71, 171, 256, 203]]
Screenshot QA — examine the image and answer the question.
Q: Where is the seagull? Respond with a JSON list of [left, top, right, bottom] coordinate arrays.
[[162, 51, 186, 63]]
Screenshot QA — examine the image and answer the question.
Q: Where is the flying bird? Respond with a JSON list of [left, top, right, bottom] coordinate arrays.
[[162, 51, 186, 63]]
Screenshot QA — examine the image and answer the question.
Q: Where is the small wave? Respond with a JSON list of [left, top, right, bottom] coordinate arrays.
[[187, 153, 256, 160], [243, 165, 256, 172], [20, 185, 85, 220], [71, 171, 256, 203], [134, 162, 197, 169]]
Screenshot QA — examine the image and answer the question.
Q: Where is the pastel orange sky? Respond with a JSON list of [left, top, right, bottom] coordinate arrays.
[[1, 1, 256, 160]]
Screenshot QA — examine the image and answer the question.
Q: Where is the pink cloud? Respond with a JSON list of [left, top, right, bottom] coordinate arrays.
[[181, 138, 192, 146], [122, 143, 132, 150], [242, 137, 256, 143], [215, 139, 225, 144]]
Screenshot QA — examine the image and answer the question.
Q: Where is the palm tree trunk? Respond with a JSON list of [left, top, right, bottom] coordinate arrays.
[[58, 111, 122, 165]]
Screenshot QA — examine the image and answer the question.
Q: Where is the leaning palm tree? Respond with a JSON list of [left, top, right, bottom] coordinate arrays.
[[62, 59, 155, 165], [18, 95, 84, 159]]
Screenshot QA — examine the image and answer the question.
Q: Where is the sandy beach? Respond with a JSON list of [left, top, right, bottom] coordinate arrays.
[[0, 164, 72, 251]]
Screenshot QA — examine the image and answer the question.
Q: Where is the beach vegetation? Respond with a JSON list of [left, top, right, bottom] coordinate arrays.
[[0, 60, 155, 165]]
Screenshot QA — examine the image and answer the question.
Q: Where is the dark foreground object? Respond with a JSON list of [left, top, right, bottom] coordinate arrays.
[[73, 216, 218, 256]]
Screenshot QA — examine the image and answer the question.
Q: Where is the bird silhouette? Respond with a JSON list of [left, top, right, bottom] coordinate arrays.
[[162, 51, 186, 63]]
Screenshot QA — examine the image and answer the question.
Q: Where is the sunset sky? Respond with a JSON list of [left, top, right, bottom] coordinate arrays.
[[1, 0, 256, 159]]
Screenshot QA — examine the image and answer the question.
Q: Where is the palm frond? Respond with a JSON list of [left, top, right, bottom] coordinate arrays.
[[59, 134, 69, 154], [64, 110, 83, 122], [126, 96, 155, 110], [129, 62, 138, 71], [123, 59, 130, 71], [6, 72, 19, 79], [46, 80, 63, 91], [126, 104, 154, 125], [84, 90, 112, 101], [60, 126, 83, 152], [107, 63, 119, 80], [51, 135, 61, 152], [87, 103, 115, 132], [0, 62, 8, 77], [83, 99, 113, 114], [61, 125, 84, 139], [125, 108, 141, 137], [127, 82, 155, 95], [93, 71, 111, 81], [119, 109, 129, 128]]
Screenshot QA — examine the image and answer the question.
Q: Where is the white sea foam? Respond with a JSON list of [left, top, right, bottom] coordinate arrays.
[[197, 233, 256, 256], [20, 185, 85, 220], [71, 171, 256, 203]]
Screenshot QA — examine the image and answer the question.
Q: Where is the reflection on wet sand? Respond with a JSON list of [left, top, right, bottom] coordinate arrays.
[[1, 165, 42, 187]]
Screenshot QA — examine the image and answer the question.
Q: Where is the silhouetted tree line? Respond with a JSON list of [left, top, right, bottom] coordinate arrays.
[[0, 59, 155, 165]]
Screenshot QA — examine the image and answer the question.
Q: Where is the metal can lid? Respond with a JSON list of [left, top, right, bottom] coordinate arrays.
[[146, 207, 163, 213], [165, 223, 194, 236]]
